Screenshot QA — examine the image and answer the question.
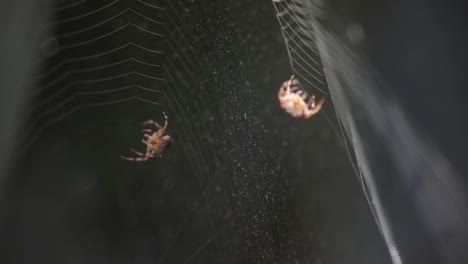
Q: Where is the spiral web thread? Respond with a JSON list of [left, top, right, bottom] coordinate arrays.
[[272, 0, 401, 263], [20, 0, 235, 263]]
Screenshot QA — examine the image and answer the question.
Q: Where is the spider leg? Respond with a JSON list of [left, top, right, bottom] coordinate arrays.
[[289, 78, 299, 89], [294, 88, 304, 95], [290, 86, 307, 100], [162, 112, 168, 129], [317, 97, 325, 107], [285, 75, 295, 92], [142, 129, 152, 133], [143, 134, 151, 139], [143, 120, 163, 129], [142, 139, 149, 145], [303, 97, 326, 119], [289, 81, 302, 96], [121, 155, 149, 161], [291, 88, 301, 93], [307, 95, 316, 108], [278, 84, 287, 99], [280, 75, 298, 95], [130, 148, 145, 156]]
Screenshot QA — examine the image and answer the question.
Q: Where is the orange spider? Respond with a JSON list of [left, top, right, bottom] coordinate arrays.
[[278, 75, 325, 119], [121, 112, 172, 161]]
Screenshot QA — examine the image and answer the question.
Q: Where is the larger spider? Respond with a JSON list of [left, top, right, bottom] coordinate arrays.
[[121, 112, 172, 161], [278, 75, 325, 119]]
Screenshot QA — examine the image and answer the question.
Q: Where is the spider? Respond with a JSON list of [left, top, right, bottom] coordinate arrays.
[[278, 75, 325, 119], [121, 112, 172, 161]]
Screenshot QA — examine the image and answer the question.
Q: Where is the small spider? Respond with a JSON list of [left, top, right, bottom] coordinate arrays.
[[121, 112, 172, 161], [278, 75, 325, 119]]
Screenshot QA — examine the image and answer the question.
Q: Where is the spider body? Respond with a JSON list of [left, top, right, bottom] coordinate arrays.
[[121, 112, 172, 161], [278, 75, 325, 119]]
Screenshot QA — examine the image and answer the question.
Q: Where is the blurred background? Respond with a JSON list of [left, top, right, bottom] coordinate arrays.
[[0, 0, 466, 263]]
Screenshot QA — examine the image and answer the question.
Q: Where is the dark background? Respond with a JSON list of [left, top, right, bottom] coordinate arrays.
[[0, 0, 466, 263], [335, 0, 468, 175]]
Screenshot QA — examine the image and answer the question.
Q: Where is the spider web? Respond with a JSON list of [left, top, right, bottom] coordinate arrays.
[[9, 0, 242, 263], [272, 0, 468, 263], [2, 0, 292, 263], [2, 0, 393, 263], [273, 0, 328, 97], [273, 2, 400, 261]]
